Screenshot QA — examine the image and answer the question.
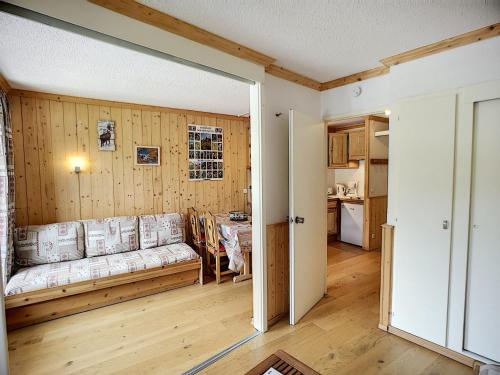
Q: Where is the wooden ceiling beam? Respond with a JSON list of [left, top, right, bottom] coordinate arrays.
[[381, 23, 500, 67], [0, 72, 11, 93], [320, 66, 389, 91], [265, 64, 322, 91], [88, 0, 276, 66]]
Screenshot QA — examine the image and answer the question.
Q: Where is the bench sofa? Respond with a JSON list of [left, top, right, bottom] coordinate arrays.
[[4, 213, 203, 330]]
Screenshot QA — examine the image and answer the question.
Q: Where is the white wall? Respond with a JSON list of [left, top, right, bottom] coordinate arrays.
[[321, 37, 500, 121], [389, 37, 500, 100], [333, 161, 365, 197], [327, 169, 335, 188], [321, 36, 500, 225], [262, 74, 321, 224], [321, 74, 390, 119]]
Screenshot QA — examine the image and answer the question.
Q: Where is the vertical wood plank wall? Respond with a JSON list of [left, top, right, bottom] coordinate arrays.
[[9, 91, 250, 226], [267, 222, 289, 327]]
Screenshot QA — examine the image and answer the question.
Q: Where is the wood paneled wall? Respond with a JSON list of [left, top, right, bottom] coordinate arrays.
[[9, 90, 250, 226], [267, 222, 289, 327]]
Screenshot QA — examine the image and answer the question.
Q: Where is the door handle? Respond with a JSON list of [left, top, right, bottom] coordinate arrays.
[[295, 216, 305, 224]]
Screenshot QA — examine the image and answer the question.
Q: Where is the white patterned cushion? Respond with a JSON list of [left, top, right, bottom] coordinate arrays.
[[138, 213, 186, 250], [82, 216, 138, 257], [5, 242, 199, 296], [14, 222, 84, 266]]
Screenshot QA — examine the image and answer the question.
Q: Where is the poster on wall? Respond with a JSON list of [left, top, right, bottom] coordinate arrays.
[[188, 124, 223, 180], [135, 146, 160, 166], [97, 120, 116, 151]]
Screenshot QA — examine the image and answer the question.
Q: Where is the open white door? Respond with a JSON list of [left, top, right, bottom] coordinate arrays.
[[289, 109, 327, 325]]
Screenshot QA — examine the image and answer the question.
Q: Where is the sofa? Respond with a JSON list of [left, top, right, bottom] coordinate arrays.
[[4, 213, 203, 330]]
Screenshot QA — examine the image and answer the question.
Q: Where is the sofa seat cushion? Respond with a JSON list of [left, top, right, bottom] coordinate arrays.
[[82, 216, 138, 257], [14, 222, 84, 266], [5, 243, 198, 296], [139, 213, 186, 249]]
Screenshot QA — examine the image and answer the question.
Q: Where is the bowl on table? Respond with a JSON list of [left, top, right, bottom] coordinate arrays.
[[228, 211, 248, 222]]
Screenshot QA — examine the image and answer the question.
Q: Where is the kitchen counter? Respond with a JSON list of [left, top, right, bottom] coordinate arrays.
[[328, 195, 364, 204]]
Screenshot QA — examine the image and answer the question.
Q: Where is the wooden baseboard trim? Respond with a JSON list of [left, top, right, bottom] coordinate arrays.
[[268, 311, 288, 328], [378, 323, 388, 331], [387, 326, 475, 367]]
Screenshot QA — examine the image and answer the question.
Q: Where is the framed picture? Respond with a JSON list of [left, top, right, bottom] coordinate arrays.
[[188, 124, 223, 180], [135, 146, 160, 166], [97, 120, 116, 151]]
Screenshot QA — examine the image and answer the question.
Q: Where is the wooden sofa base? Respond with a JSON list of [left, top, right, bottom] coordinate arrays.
[[5, 259, 202, 330]]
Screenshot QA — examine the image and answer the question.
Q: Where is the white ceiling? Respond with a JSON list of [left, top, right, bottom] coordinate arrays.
[[141, 0, 500, 82], [0, 12, 250, 116]]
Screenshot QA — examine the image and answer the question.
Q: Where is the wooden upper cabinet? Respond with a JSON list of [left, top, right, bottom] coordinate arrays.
[[328, 133, 347, 166], [348, 130, 365, 160]]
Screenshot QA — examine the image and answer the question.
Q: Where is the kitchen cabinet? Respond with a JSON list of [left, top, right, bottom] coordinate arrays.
[[328, 132, 361, 169], [327, 200, 338, 238], [348, 130, 365, 160], [328, 133, 347, 166]]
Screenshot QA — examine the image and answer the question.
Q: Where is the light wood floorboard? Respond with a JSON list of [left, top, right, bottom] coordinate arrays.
[[7, 275, 254, 375], [202, 242, 472, 375], [7, 242, 472, 374]]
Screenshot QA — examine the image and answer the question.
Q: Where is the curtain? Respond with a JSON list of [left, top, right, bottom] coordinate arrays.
[[0, 90, 15, 289]]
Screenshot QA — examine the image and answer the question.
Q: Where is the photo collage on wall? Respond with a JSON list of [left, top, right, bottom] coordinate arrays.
[[188, 124, 223, 180]]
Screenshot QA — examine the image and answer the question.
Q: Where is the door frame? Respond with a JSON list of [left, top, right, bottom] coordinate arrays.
[[325, 109, 389, 327]]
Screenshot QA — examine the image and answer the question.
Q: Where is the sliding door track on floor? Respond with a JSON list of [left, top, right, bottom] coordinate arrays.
[[182, 330, 261, 375]]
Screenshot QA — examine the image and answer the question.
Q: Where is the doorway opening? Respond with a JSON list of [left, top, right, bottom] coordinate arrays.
[[325, 113, 389, 325], [0, 5, 266, 374]]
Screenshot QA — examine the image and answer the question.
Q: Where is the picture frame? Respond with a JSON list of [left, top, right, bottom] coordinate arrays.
[[187, 124, 224, 180], [135, 146, 160, 166], [97, 120, 116, 151]]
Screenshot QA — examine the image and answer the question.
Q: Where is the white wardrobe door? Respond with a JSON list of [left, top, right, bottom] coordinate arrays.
[[464, 98, 500, 362], [390, 93, 456, 345]]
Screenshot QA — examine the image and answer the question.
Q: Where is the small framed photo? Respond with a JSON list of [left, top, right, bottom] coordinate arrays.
[[97, 120, 116, 151], [135, 146, 160, 166]]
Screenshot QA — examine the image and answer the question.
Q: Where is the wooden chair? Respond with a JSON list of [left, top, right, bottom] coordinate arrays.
[[187, 207, 205, 257], [204, 212, 233, 284]]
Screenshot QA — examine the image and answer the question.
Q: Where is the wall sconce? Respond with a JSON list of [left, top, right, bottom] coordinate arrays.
[[69, 156, 85, 174]]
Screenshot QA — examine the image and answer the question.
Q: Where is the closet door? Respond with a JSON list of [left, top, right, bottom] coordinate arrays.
[[464, 98, 500, 361], [390, 93, 456, 345]]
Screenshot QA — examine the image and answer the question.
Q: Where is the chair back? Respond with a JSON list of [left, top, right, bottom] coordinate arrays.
[[204, 211, 219, 253], [188, 207, 202, 243]]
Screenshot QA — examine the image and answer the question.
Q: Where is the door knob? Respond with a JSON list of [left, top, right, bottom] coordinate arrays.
[[295, 216, 305, 224]]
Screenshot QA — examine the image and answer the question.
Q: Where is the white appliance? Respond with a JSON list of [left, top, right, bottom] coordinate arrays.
[[341, 203, 363, 246], [336, 183, 346, 196]]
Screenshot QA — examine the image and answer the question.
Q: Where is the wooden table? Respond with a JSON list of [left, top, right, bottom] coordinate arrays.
[[214, 214, 252, 283], [244, 350, 321, 375]]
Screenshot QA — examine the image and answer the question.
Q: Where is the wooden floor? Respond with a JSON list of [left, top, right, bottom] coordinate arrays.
[[7, 275, 254, 374], [7, 242, 473, 374], [203, 242, 472, 375]]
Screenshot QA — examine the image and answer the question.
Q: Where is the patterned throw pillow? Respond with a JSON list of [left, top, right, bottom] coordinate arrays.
[[82, 216, 138, 258], [139, 213, 186, 249], [14, 222, 84, 266]]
